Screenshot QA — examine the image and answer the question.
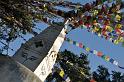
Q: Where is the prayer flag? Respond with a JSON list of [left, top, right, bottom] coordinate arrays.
[[110, 58, 114, 63], [93, 50, 98, 55], [59, 70, 64, 77], [86, 47, 90, 52], [105, 56, 110, 61], [79, 43, 83, 48], [97, 52, 103, 57]]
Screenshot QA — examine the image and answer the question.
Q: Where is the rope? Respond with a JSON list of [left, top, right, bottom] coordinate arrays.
[[64, 37, 124, 69]]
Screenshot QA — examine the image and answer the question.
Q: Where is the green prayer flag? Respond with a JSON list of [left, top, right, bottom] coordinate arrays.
[[81, 25, 84, 29], [73, 41, 76, 45], [101, 55, 106, 60]]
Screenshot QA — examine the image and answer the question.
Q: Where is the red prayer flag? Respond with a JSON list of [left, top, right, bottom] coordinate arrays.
[[78, 20, 83, 25], [105, 36, 109, 40], [115, 28, 121, 34], [97, 51, 103, 57], [79, 43, 83, 48], [85, 23, 91, 28], [90, 79, 96, 82]]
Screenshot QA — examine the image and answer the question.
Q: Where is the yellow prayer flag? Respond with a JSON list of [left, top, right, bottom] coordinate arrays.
[[69, 40, 73, 44], [111, 8, 116, 13], [93, 10, 98, 16], [86, 47, 90, 52], [114, 40, 119, 44], [105, 56, 110, 61], [94, 27, 99, 31], [116, 14, 121, 21], [118, 37, 123, 42], [6, 17, 11, 20], [106, 26, 113, 32], [93, 20, 97, 25], [98, 33, 101, 37], [59, 70, 64, 77], [115, 24, 122, 29]]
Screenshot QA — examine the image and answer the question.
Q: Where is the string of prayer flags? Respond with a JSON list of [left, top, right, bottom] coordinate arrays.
[[42, 8, 122, 41], [78, 15, 124, 36], [78, 9, 124, 41], [36, 0, 118, 19], [40, 0, 122, 39], [34, 0, 124, 46], [35, 13, 124, 45], [85, 9, 123, 36], [41, 0, 115, 10], [40, 0, 124, 27], [80, 25, 124, 45], [37, 0, 124, 36], [64, 37, 124, 69]]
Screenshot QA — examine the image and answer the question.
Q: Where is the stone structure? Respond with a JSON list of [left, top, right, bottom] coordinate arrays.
[[13, 24, 66, 81], [0, 55, 42, 82]]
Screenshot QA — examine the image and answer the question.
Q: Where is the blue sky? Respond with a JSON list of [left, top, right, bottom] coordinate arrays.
[[3, 0, 124, 74], [60, 0, 124, 73]]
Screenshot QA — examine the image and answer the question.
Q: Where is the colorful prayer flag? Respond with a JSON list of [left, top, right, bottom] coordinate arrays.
[[113, 61, 118, 65], [93, 50, 98, 55], [97, 52, 103, 57], [105, 56, 110, 61], [59, 70, 64, 77], [86, 47, 90, 52], [79, 43, 83, 48], [110, 58, 114, 63], [76, 42, 79, 47]]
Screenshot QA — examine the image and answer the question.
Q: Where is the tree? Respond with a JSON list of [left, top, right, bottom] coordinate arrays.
[[0, 0, 48, 42], [0, 0, 123, 53], [92, 65, 111, 82], [0, 0, 31, 41], [46, 49, 91, 82], [111, 71, 124, 82], [46, 54, 124, 82], [0, 0, 124, 81], [93, 65, 124, 82]]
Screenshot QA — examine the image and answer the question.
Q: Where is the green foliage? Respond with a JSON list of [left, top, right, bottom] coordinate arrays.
[[93, 65, 111, 82], [46, 50, 124, 82], [111, 71, 124, 82], [0, 0, 43, 42], [46, 49, 90, 82], [93, 65, 124, 82]]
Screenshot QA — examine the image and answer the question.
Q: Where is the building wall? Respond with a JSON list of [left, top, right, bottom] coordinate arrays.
[[0, 55, 42, 82], [13, 25, 66, 81]]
